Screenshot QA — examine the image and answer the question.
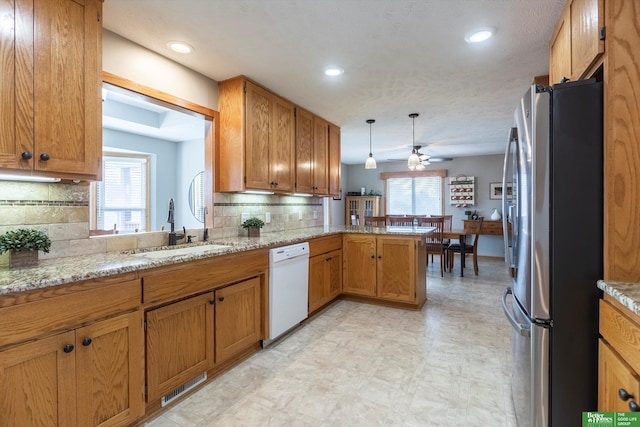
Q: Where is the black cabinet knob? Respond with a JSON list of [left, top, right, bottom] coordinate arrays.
[[619, 389, 634, 401], [82, 337, 92, 346], [630, 401, 640, 412], [209, 299, 215, 305], [370, 255, 375, 259], [21, 151, 33, 160], [378, 255, 382, 259], [40, 153, 50, 161], [218, 296, 224, 302], [63, 344, 75, 353]]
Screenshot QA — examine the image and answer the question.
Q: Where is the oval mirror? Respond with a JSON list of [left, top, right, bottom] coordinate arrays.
[[188, 171, 205, 223]]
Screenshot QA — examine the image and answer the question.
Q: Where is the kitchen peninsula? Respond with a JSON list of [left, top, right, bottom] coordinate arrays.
[[0, 225, 432, 427]]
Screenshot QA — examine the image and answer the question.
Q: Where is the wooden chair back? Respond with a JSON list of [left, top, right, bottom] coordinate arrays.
[[419, 216, 445, 276], [431, 214, 452, 231], [386, 215, 415, 226], [364, 216, 387, 226]]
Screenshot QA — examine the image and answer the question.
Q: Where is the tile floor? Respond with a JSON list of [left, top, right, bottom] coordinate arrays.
[[143, 257, 517, 426]]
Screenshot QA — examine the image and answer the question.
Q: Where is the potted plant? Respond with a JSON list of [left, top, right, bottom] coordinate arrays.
[[0, 228, 51, 268], [241, 217, 265, 238]]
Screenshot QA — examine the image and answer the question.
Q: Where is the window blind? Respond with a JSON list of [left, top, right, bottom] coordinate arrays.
[[96, 156, 148, 233], [387, 176, 442, 216]]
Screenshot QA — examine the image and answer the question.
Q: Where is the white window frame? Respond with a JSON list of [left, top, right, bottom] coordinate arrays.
[[90, 152, 151, 234]]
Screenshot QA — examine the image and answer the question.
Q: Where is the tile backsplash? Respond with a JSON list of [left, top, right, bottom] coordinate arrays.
[[0, 181, 323, 260]]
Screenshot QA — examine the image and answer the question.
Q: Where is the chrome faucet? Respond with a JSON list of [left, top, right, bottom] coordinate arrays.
[[167, 198, 185, 245]]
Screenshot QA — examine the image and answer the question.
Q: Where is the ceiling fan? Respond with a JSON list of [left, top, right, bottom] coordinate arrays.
[[386, 144, 453, 163]]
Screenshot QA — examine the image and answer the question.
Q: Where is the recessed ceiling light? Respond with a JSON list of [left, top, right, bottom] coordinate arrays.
[[166, 41, 194, 53], [465, 28, 494, 43], [324, 67, 344, 77]]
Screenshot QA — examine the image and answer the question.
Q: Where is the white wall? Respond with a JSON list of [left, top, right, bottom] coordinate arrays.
[[346, 154, 507, 257], [102, 30, 218, 109]]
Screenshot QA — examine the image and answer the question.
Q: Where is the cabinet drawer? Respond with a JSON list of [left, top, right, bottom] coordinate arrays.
[[600, 299, 640, 374], [0, 278, 141, 348], [309, 235, 342, 257], [143, 249, 268, 305]]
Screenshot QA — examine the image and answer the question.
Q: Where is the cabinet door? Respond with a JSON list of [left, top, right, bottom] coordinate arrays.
[[549, 6, 572, 84], [328, 124, 341, 197], [326, 249, 343, 300], [215, 277, 261, 363], [76, 311, 145, 427], [0, 0, 33, 170], [308, 254, 327, 314], [598, 339, 640, 412], [342, 234, 377, 296], [295, 107, 315, 194], [33, 0, 101, 176], [146, 293, 214, 403], [377, 237, 416, 302], [571, 0, 604, 79], [270, 95, 295, 192], [0, 331, 76, 427], [245, 81, 272, 190], [313, 116, 329, 195]]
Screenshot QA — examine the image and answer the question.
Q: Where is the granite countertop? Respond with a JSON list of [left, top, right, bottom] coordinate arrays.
[[0, 225, 434, 296], [598, 280, 640, 316]]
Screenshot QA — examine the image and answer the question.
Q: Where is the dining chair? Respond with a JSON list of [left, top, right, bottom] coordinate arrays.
[[364, 216, 387, 226], [429, 214, 453, 262], [386, 215, 415, 226], [418, 216, 445, 277], [447, 218, 482, 275]]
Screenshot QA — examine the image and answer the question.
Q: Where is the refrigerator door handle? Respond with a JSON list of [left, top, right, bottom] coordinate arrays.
[[502, 288, 530, 337], [503, 129, 517, 269]]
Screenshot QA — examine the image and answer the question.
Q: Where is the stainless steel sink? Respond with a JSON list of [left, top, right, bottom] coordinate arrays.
[[137, 244, 231, 259]]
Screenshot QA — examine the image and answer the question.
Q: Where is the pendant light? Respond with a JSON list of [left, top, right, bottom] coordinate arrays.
[[364, 119, 377, 169], [407, 113, 421, 170]]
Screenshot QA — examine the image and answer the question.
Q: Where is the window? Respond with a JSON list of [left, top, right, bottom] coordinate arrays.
[[91, 153, 150, 233], [382, 170, 445, 216]]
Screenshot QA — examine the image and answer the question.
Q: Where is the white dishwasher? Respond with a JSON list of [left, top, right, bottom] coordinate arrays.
[[265, 242, 309, 346]]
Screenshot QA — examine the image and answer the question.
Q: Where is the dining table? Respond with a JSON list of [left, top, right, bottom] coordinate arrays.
[[443, 229, 470, 277]]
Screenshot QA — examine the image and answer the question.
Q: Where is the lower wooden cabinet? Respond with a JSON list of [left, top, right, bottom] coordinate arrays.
[[342, 234, 426, 306], [0, 311, 144, 427], [145, 276, 262, 403], [599, 297, 640, 412], [309, 248, 342, 313], [145, 293, 214, 403], [215, 277, 262, 363], [598, 339, 640, 412]]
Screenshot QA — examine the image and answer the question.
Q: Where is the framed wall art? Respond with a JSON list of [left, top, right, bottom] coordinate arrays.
[[490, 182, 513, 200]]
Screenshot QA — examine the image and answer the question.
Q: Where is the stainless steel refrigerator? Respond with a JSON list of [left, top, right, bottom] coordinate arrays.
[[501, 79, 603, 427]]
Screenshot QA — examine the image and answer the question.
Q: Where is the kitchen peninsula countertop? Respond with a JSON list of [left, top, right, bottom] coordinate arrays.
[[0, 225, 434, 296], [597, 280, 640, 316]]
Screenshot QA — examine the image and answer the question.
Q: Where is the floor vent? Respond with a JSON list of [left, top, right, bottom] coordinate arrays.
[[161, 372, 207, 407]]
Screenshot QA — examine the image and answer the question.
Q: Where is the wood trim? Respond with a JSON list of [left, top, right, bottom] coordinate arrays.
[[380, 169, 447, 179], [102, 71, 216, 118]]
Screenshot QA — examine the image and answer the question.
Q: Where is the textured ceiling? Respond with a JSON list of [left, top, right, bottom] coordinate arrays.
[[103, 0, 564, 165]]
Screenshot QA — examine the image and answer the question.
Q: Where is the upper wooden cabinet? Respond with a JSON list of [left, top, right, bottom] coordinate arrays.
[[294, 107, 340, 196], [295, 107, 315, 194], [549, 0, 604, 84], [0, 0, 102, 179], [217, 77, 295, 193], [218, 76, 340, 195], [328, 123, 341, 197], [603, 0, 640, 281]]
